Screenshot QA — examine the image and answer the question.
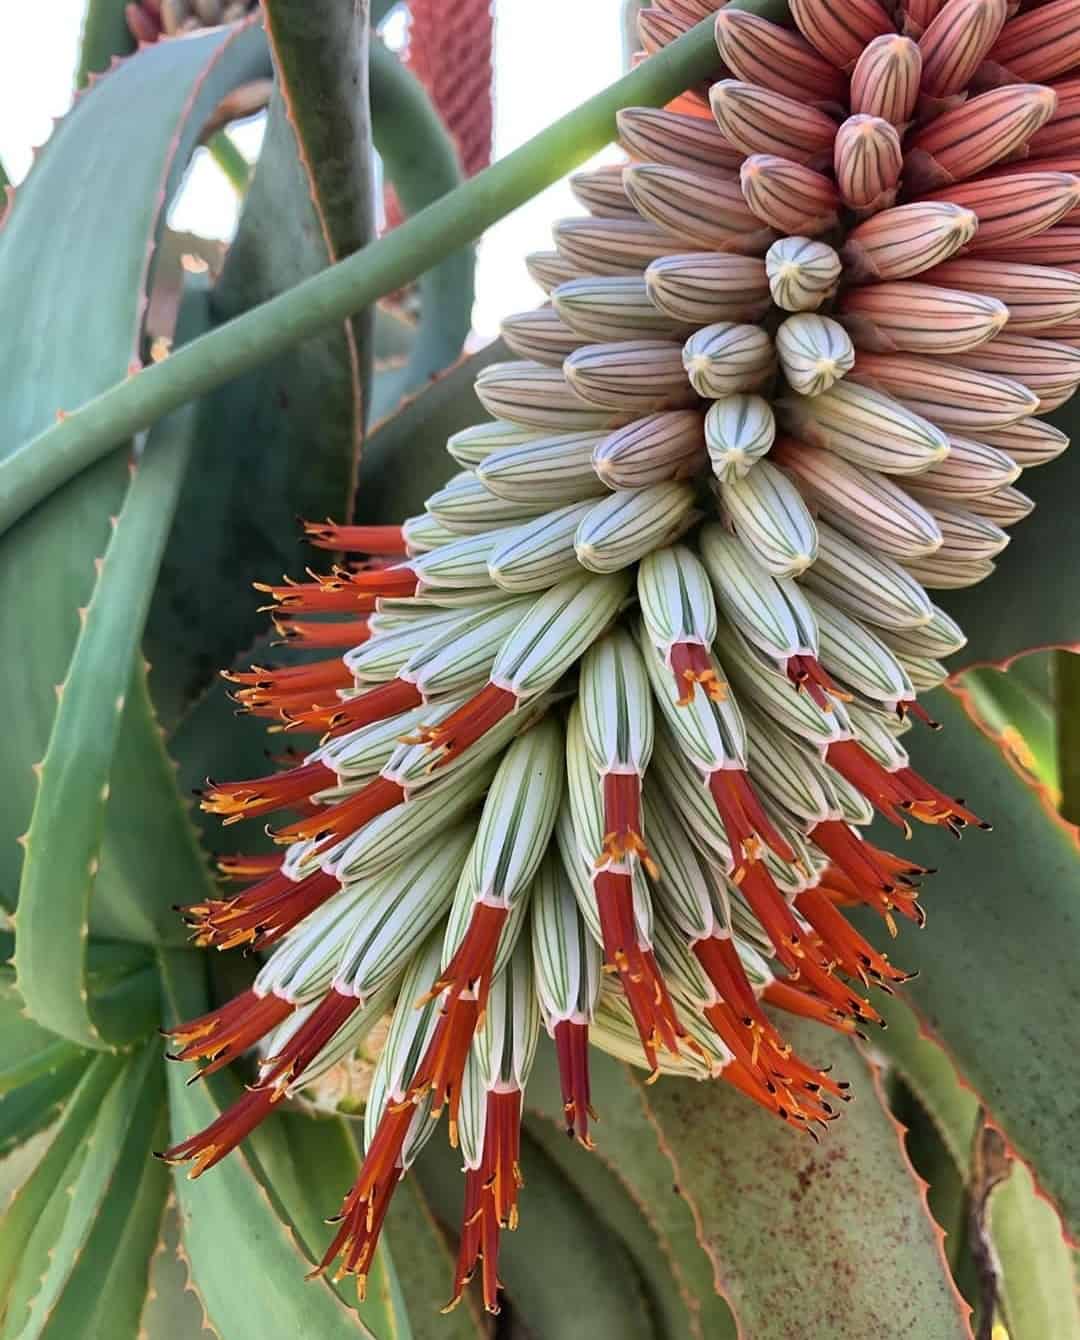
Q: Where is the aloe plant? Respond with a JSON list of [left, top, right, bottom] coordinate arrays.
[[2, 1, 1080, 1336]]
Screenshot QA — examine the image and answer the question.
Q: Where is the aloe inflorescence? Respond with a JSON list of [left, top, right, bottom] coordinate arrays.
[[161, 0, 1080, 1315]]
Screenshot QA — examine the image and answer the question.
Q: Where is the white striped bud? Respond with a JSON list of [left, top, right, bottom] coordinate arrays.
[[903, 551, 996, 590], [455, 716, 564, 916], [471, 937, 541, 1101], [475, 430, 608, 505], [901, 490, 1011, 559], [410, 533, 503, 591], [898, 654, 949, 693], [553, 275, 690, 342], [682, 322, 776, 399], [800, 521, 934, 630], [775, 314, 855, 396], [803, 589, 916, 706], [643, 783, 729, 942], [330, 826, 476, 1001], [833, 114, 903, 213], [637, 544, 718, 671], [475, 360, 631, 431], [401, 511, 456, 553], [636, 617, 748, 775], [716, 620, 852, 749], [490, 569, 634, 703], [317, 755, 498, 884], [848, 351, 1040, 432], [876, 604, 967, 659], [526, 250, 584, 294], [778, 380, 949, 474], [774, 438, 943, 560], [616, 106, 744, 176], [553, 216, 689, 276], [570, 163, 636, 217], [911, 435, 1020, 500], [716, 460, 819, 578], [564, 340, 695, 413], [743, 704, 839, 829], [425, 471, 555, 536], [488, 501, 594, 593], [965, 485, 1035, 527], [593, 410, 706, 489], [704, 394, 776, 483], [447, 420, 540, 468], [579, 628, 654, 779], [501, 307, 588, 366], [765, 236, 842, 312], [977, 417, 1070, 468], [531, 850, 601, 1027], [645, 252, 772, 327], [313, 705, 435, 782], [647, 722, 732, 872], [623, 164, 777, 254], [396, 598, 534, 702], [575, 481, 697, 573], [698, 522, 819, 666]]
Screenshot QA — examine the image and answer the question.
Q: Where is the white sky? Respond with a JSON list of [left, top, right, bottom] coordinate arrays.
[[0, 0, 628, 337]]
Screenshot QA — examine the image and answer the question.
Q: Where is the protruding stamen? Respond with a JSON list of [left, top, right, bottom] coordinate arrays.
[[448, 1089, 524, 1315], [200, 760, 337, 823], [256, 988, 363, 1096], [282, 677, 423, 736], [157, 1087, 278, 1177], [182, 866, 340, 950], [164, 989, 294, 1078], [553, 1019, 595, 1147], [785, 653, 850, 709], [670, 641, 727, 706], [271, 617, 370, 648], [708, 767, 796, 874], [599, 773, 656, 875], [414, 684, 518, 764], [593, 869, 684, 1070]]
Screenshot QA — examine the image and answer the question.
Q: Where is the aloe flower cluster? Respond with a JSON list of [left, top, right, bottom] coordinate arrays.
[[162, 0, 1080, 1315]]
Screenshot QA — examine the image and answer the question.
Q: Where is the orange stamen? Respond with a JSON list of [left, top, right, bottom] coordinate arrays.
[[164, 988, 294, 1078], [270, 775, 405, 845], [200, 759, 337, 823], [670, 641, 727, 705], [599, 773, 657, 875], [708, 767, 796, 873]]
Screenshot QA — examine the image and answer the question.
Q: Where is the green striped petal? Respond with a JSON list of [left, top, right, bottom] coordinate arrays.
[[704, 393, 776, 483], [579, 627, 654, 775], [799, 521, 934, 629], [575, 481, 698, 573], [530, 848, 601, 1026], [716, 459, 818, 578], [488, 500, 594, 593]]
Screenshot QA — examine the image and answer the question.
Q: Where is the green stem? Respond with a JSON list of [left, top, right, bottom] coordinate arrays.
[[1055, 651, 1080, 823], [207, 131, 251, 194], [0, 0, 786, 537]]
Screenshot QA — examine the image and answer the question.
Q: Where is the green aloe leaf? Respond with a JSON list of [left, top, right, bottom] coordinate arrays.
[[15, 391, 216, 1048], [0, 959, 88, 1095], [961, 664, 1058, 796], [414, 1126, 658, 1339], [0, 1053, 123, 1306], [0, 19, 270, 923], [527, 1041, 736, 1340], [146, 3, 373, 724], [0, 1058, 91, 1162], [76, 0, 135, 87], [159, 950, 382, 1339], [855, 686, 1080, 1240], [0, 1041, 166, 1340], [636, 1018, 970, 1340], [368, 38, 474, 421], [875, 999, 1080, 1340], [245, 1108, 411, 1338], [385, 1179, 488, 1340], [137, 1199, 218, 1339]]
